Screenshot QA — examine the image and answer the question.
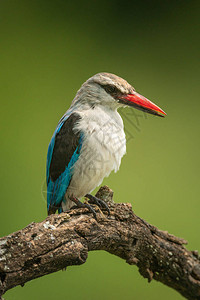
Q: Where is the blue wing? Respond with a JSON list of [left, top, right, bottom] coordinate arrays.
[[46, 112, 82, 215]]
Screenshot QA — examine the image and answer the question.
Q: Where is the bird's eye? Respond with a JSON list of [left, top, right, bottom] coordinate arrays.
[[103, 85, 118, 95]]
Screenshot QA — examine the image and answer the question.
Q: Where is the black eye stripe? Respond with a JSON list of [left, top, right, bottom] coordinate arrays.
[[102, 84, 121, 96]]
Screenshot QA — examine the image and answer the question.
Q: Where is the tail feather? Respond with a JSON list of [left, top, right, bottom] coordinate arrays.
[[47, 203, 62, 215]]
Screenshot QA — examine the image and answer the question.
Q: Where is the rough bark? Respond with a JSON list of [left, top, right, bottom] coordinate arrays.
[[0, 186, 200, 299]]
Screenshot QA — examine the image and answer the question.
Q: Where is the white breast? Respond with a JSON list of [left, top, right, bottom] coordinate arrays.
[[64, 106, 126, 209]]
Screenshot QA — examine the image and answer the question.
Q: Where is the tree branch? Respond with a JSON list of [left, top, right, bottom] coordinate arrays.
[[0, 186, 200, 299]]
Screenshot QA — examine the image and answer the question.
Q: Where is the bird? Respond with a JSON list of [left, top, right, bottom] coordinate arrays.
[[46, 72, 166, 217]]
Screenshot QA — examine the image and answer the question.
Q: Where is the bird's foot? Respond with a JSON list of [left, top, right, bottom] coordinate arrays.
[[70, 196, 97, 219], [85, 194, 110, 216]]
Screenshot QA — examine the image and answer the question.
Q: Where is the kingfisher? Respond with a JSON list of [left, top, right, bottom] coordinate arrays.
[[46, 73, 166, 217]]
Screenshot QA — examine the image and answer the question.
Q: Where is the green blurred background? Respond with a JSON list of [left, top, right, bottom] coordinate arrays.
[[0, 0, 199, 299]]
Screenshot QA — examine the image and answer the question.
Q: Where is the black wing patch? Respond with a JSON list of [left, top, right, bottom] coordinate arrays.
[[49, 113, 81, 182]]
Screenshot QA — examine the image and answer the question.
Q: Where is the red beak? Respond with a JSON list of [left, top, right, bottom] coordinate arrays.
[[120, 92, 166, 117]]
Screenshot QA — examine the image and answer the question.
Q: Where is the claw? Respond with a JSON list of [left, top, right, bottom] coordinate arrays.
[[70, 196, 97, 219], [85, 194, 110, 216]]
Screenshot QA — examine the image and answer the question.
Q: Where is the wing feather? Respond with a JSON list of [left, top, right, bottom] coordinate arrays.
[[46, 112, 82, 215]]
